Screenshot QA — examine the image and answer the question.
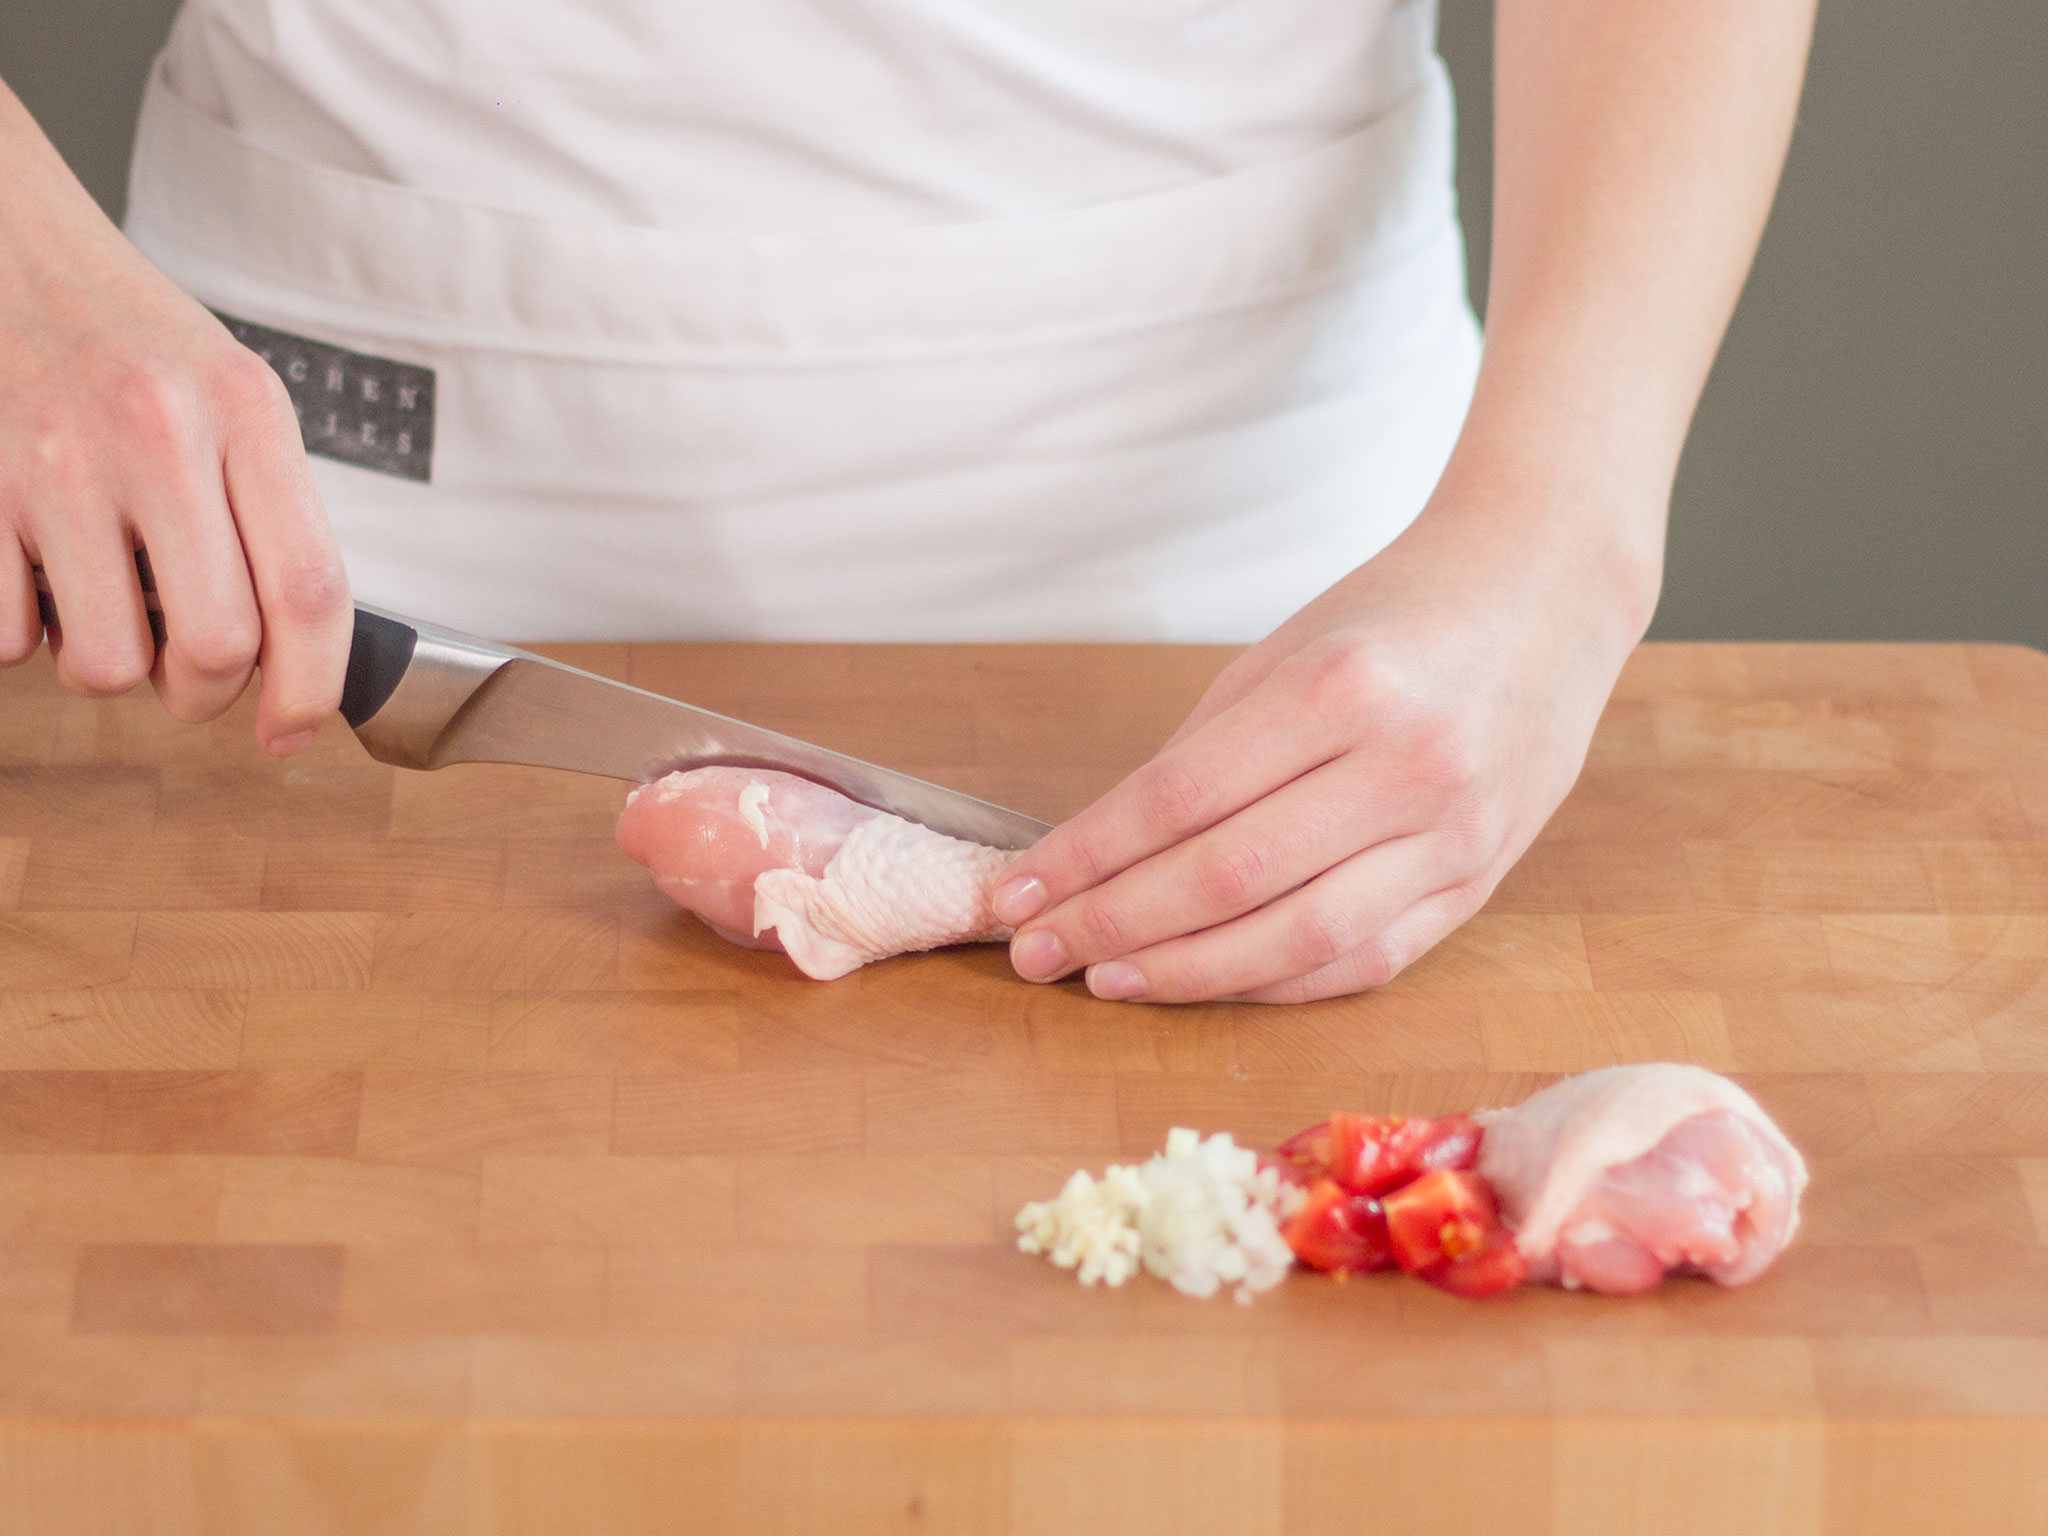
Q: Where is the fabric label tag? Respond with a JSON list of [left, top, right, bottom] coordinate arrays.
[[215, 312, 436, 483]]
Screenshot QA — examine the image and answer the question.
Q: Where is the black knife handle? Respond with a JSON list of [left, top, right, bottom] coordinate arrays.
[[31, 550, 167, 652], [340, 607, 417, 728]]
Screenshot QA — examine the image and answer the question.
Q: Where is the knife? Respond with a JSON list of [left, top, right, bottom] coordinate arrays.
[[31, 558, 1048, 850], [337, 605, 1052, 849]]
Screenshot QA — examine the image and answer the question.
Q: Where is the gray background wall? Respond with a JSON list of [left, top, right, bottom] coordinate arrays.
[[6, 1, 2043, 648], [1439, 2, 2047, 649]]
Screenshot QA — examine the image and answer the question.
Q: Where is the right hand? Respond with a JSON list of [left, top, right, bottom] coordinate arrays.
[[0, 81, 350, 755]]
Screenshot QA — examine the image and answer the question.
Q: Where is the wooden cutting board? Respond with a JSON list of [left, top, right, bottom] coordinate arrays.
[[3, 641, 2046, 1535]]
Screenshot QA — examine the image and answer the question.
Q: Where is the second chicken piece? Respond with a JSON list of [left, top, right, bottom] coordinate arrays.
[[1476, 1063, 1808, 1294]]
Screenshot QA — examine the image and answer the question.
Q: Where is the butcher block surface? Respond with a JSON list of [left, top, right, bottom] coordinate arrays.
[[3, 641, 2047, 1534]]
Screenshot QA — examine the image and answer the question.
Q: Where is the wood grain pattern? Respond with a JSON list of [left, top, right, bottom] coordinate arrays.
[[3, 641, 2047, 1533]]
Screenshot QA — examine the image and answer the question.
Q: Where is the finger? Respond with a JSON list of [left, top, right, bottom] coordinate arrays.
[[0, 537, 41, 665], [131, 464, 263, 723], [1226, 883, 1492, 1006], [1010, 753, 1440, 979], [1074, 832, 1451, 1004], [992, 654, 1366, 926], [215, 352, 351, 754], [30, 512, 154, 697]]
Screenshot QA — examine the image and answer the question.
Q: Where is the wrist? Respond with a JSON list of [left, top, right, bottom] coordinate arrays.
[[1415, 421, 1668, 652]]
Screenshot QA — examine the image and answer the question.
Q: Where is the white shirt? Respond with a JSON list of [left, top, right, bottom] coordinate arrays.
[[162, 0, 1425, 230]]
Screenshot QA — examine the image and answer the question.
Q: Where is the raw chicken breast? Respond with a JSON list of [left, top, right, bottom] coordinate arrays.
[[1476, 1063, 1807, 1295], [616, 766, 1018, 980]]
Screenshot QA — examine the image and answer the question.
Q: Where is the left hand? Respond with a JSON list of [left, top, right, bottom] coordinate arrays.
[[988, 0, 1817, 1004], [991, 473, 1655, 1004]]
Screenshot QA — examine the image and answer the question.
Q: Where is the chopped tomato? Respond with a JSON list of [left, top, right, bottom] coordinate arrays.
[[1275, 1120, 1334, 1177], [1280, 1179, 1396, 1275], [1420, 1232, 1528, 1299], [1259, 1152, 1315, 1193], [1380, 1169, 1527, 1298], [1278, 1113, 1483, 1197]]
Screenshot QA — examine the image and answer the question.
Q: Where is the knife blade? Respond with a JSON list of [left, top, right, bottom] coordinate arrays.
[[339, 606, 1053, 850]]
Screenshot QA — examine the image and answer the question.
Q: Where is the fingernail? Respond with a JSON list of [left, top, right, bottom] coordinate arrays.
[[992, 875, 1048, 927], [267, 730, 314, 757], [1010, 927, 1068, 982], [1087, 961, 1146, 1002]]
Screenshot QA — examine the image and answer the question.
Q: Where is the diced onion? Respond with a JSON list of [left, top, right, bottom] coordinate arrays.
[[1015, 1130, 1299, 1304]]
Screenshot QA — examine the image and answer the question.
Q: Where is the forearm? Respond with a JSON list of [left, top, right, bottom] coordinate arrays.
[[0, 72, 55, 172], [2, 75, 84, 215], [0, 75, 127, 303], [1423, 0, 1816, 628]]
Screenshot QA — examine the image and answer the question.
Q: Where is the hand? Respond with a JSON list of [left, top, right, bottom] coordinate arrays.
[[991, 475, 1656, 1004], [0, 80, 350, 754], [988, 0, 1815, 1003]]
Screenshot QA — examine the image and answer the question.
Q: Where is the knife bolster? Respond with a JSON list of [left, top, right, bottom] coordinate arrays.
[[344, 606, 518, 771]]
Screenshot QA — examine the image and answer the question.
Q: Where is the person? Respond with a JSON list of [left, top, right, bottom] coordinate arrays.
[[0, 0, 1815, 1003]]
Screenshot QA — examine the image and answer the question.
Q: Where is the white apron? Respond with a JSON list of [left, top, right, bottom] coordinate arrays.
[[122, 23, 1481, 643]]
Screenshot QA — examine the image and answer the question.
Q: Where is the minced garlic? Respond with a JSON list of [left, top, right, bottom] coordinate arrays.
[[1016, 1128, 1300, 1304]]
